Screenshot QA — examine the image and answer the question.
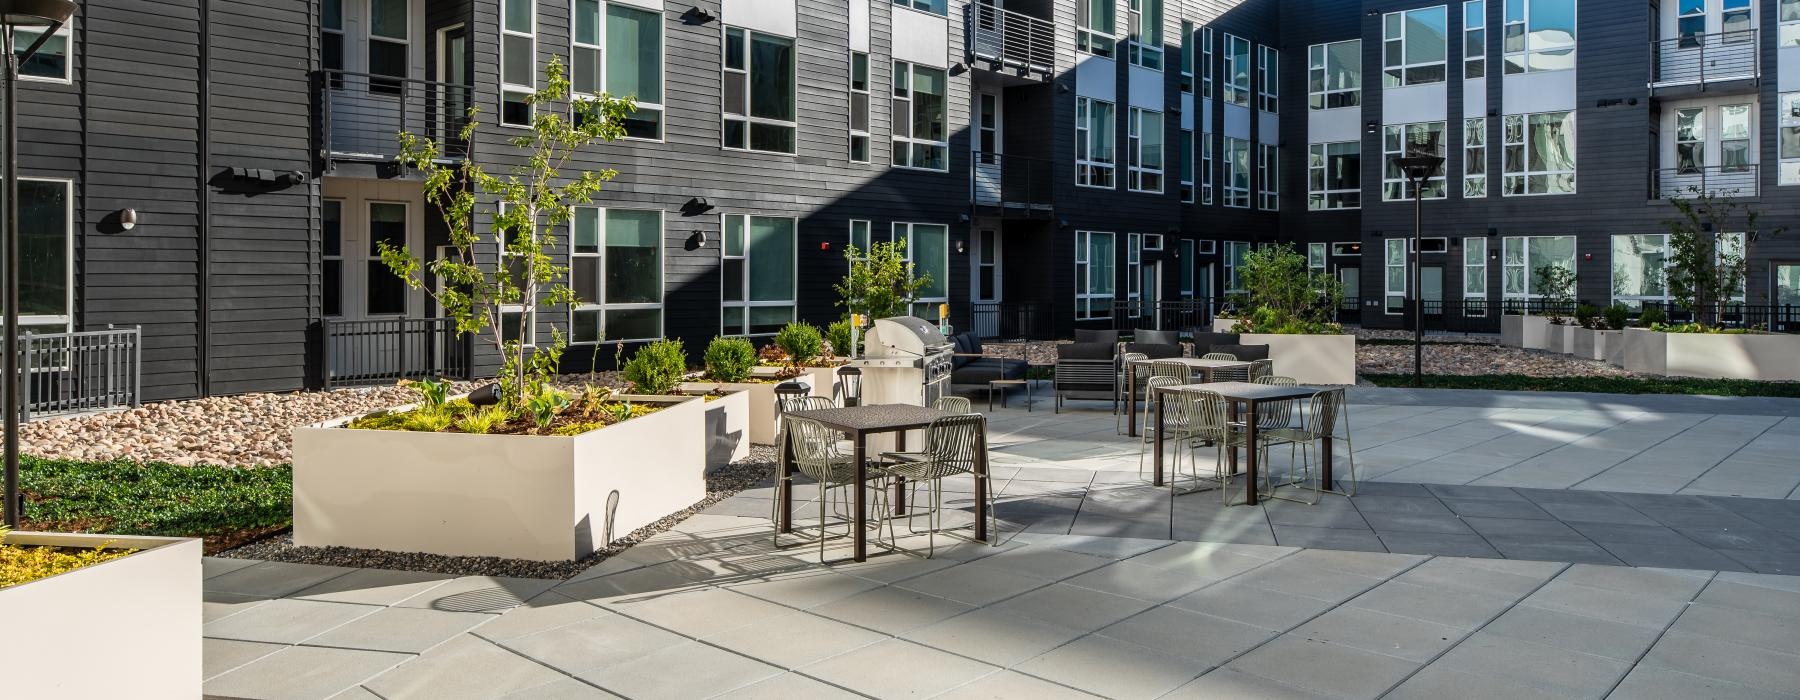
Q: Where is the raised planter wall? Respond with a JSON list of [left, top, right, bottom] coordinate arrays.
[[680, 379, 788, 445], [1543, 323, 1571, 354], [1617, 328, 1800, 380], [293, 394, 706, 561], [682, 388, 749, 470], [1237, 333, 1358, 385], [1, 532, 201, 700], [1570, 328, 1620, 361], [1501, 314, 1551, 350]]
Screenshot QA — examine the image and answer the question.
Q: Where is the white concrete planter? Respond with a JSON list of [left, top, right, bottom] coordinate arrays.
[[293, 394, 706, 561], [1501, 314, 1551, 349], [680, 388, 750, 470], [1571, 328, 1621, 361], [1212, 318, 1242, 333], [1543, 323, 1572, 354], [1, 532, 201, 700], [1617, 328, 1800, 380], [1237, 333, 1358, 384], [680, 379, 787, 445]]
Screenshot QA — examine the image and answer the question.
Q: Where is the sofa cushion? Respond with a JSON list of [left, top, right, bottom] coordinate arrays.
[[1074, 329, 1120, 345], [1190, 331, 1241, 356], [1127, 343, 1183, 359], [1057, 342, 1117, 360], [1133, 329, 1178, 346], [950, 332, 978, 368], [952, 357, 1028, 384], [1208, 344, 1270, 362]]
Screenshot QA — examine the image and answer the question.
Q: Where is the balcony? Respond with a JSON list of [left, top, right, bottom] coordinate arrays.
[[1649, 30, 1758, 95], [320, 70, 473, 164], [1652, 164, 1759, 200], [964, 3, 1054, 82], [971, 152, 1054, 216]]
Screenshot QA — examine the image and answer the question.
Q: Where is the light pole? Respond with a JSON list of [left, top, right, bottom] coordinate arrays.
[[1396, 143, 1444, 389], [0, 0, 76, 528]]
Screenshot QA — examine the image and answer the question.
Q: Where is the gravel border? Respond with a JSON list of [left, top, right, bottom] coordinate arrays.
[[216, 445, 775, 580]]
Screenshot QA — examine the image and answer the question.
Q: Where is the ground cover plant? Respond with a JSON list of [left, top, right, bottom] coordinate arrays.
[[12, 457, 292, 553], [0, 526, 137, 588]]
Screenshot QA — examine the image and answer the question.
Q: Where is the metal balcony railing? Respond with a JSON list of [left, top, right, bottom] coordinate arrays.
[[20, 326, 141, 422], [321, 70, 473, 162], [1650, 29, 1758, 88], [964, 3, 1055, 80], [1652, 164, 1759, 200], [321, 317, 475, 389], [969, 302, 1054, 340], [971, 151, 1054, 214], [1110, 299, 1216, 334]]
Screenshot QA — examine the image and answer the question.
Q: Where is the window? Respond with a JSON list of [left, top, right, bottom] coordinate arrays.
[[1502, 0, 1574, 74], [573, 1, 664, 139], [1382, 6, 1448, 87], [1075, 231, 1116, 319], [1126, 233, 1142, 306], [501, 0, 535, 126], [1257, 45, 1278, 113], [1128, 0, 1162, 69], [324, 200, 344, 317], [1383, 121, 1447, 200], [367, 202, 409, 316], [1501, 111, 1575, 196], [849, 52, 871, 162], [721, 214, 797, 334], [1331, 243, 1360, 256], [1258, 144, 1279, 210], [1610, 234, 1670, 308], [1464, 0, 1485, 78], [1463, 236, 1488, 314], [1782, 93, 1800, 184], [494, 203, 535, 346], [323, 0, 345, 88], [1127, 108, 1164, 193], [1223, 241, 1249, 292], [1308, 243, 1328, 274], [1076, 97, 1117, 188], [571, 208, 663, 343], [1224, 34, 1250, 107], [892, 61, 948, 170], [1724, 0, 1752, 40], [1308, 141, 1361, 210], [1678, 0, 1706, 46], [1179, 20, 1194, 92], [14, 178, 71, 330], [368, 0, 408, 94], [1078, 0, 1116, 57], [1385, 238, 1407, 314], [1501, 235, 1575, 300], [1308, 40, 1361, 110], [895, 0, 947, 16], [1676, 107, 1704, 172], [1200, 136, 1215, 204], [1201, 27, 1214, 99], [1720, 103, 1753, 170], [1224, 137, 1250, 207], [847, 219, 880, 261], [1179, 129, 1195, 202], [1179, 239, 1196, 296], [1464, 117, 1488, 197], [895, 223, 949, 317], [723, 27, 797, 154], [11, 20, 69, 83], [1777, 264, 1800, 305], [1784, 0, 1800, 46]]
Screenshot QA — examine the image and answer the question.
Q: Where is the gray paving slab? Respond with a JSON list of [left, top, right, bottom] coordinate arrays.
[[206, 644, 411, 700]]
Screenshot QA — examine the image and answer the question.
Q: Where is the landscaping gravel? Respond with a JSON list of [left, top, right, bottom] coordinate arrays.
[[215, 446, 775, 580]]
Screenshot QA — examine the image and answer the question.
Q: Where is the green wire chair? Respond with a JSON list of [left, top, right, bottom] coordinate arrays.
[[933, 396, 974, 414], [770, 395, 840, 541], [1201, 353, 1251, 383], [787, 416, 894, 562], [1137, 375, 1186, 481], [879, 413, 996, 557], [1262, 387, 1359, 502], [1115, 352, 1150, 434]]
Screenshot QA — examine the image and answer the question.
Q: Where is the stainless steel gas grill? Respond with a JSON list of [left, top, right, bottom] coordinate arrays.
[[846, 316, 954, 407]]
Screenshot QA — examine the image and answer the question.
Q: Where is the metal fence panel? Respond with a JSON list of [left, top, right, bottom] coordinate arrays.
[[19, 325, 142, 422], [323, 317, 474, 388]]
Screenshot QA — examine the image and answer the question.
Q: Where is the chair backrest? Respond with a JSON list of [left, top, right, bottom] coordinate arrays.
[[1149, 360, 1193, 383], [1167, 388, 1230, 440], [934, 396, 974, 414], [1305, 388, 1345, 438], [781, 395, 835, 413], [1255, 375, 1297, 386], [922, 413, 985, 470], [1201, 352, 1237, 361], [1249, 358, 1275, 381], [1118, 352, 1149, 381], [1253, 375, 1298, 426], [786, 417, 845, 481]]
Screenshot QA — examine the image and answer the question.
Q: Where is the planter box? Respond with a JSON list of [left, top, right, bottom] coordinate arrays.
[[1238, 333, 1358, 385], [1501, 314, 1551, 349], [680, 379, 788, 445], [1568, 328, 1620, 361], [1543, 323, 1571, 354], [1212, 318, 1242, 333], [293, 394, 706, 561], [1617, 328, 1800, 380], [2, 532, 201, 699], [680, 388, 750, 470]]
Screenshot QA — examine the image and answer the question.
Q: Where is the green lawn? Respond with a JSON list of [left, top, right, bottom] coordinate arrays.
[[11, 457, 291, 552], [1363, 373, 1800, 398]]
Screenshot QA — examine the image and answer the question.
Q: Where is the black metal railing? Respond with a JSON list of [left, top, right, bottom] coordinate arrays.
[[1110, 299, 1216, 334], [969, 302, 1054, 340], [1650, 29, 1758, 88], [1337, 296, 1362, 325], [322, 317, 475, 389], [1653, 164, 1758, 200], [20, 326, 141, 422], [1641, 301, 1800, 333], [971, 151, 1054, 214], [321, 70, 473, 161], [964, 3, 1055, 80]]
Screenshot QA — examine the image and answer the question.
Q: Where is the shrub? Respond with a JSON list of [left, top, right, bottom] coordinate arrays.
[[703, 336, 757, 382], [836, 240, 928, 321], [1638, 305, 1668, 327], [774, 321, 823, 367], [1236, 244, 1344, 334], [622, 338, 687, 395], [1533, 264, 1577, 324], [825, 319, 855, 358], [1574, 304, 1600, 330], [1602, 303, 1630, 331]]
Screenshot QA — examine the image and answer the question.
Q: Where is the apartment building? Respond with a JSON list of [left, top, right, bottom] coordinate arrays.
[[11, 0, 1800, 401]]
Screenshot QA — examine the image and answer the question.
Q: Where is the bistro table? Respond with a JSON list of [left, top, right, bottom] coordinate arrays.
[[777, 403, 991, 562], [1124, 358, 1253, 437], [1149, 381, 1330, 504]]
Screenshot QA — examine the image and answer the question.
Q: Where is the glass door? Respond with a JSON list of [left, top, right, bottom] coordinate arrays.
[[1140, 261, 1161, 328], [973, 92, 1002, 204]]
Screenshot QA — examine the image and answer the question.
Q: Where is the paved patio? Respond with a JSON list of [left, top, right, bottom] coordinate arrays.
[[201, 388, 1800, 699]]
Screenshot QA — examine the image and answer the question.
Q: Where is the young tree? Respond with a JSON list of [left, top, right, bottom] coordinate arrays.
[[1532, 263, 1577, 324], [1237, 243, 1344, 333], [1662, 187, 1781, 327], [386, 57, 635, 409], [835, 240, 931, 320]]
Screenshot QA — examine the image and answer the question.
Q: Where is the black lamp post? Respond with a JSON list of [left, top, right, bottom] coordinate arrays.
[[1, 0, 76, 528], [1395, 138, 1444, 390]]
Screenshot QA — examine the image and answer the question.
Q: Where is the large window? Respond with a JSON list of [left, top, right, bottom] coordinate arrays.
[[1383, 121, 1447, 200], [1610, 234, 1669, 308], [501, 0, 536, 126], [323, 0, 345, 87], [1075, 231, 1116, 319], [571, 208, 663, 343], [1777, 264, 1800, 304], [1501, 111, 1575, 196], [1782, 93, 1800, 184], [1464, 236, 1488, 314], [1076, 97, 1117, 188], [1224, 34, 1250, 107], [367, 202, 409, 316], [12, 21, 69, 82], [1308, 40, 1361, 110], [1382, 6, 1448, 87], [1464, 117, 1488, 197], [1463, 0, 1486, 79], [895, 0, 947, 16], [723, 27, 796, 154], [893, 61, 948, 171], [324, 201, 344, 317], [1501, 235, 1575, 300], [1179, 239, 1196, 296], [1179, 20, 1194, 92], [1502, 0, 1575, 74], [573, 1, 663, 139], [1257, 45, 1278, 113], [1200, 136, 1215, 204], [1127, 0, 1162, 69], [1127, 108, 1164, 193], [895, 223, 949, 316], [1720, 103, 1753, 170], [16, 178, 71, 330], [1258, 144, 1279, 210], [850, 52, 871, 162], [1201, 27, 1214, 99], [1385, 238, 1407, 314], [1224, 137, 1250, 207], [1676, 107, 1705, 171], [1223, 241, 1250, 292], [1784, 0, 1800, 46], [1308, 141, 1360, 210], [1078, 0, 1116, 57], [721, 214, 796, 335], [1179, 129, 1195, 202], [368, 0, 408, 94]]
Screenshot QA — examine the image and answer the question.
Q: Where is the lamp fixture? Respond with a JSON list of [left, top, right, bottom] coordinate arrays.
[[684, 196, 714, 215], [954, 239, 967, 254], [686, 230, 707, 248], [119, 208, 137, 231], [682, 5, 716, 23]]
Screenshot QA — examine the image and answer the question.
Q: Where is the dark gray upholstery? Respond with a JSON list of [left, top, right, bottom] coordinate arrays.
[[1057, 342, 1116, 360], [949, 332, 1027, 384], [1074, 329, 1120, 345], [1189, 331, 1241, 356], [1209, 343, 1270, 361], [1125, 343, 1183, 359], [1133, 329, 1177, 346], [1054, 343, 1117, 411], [951, 332, 978, 369]]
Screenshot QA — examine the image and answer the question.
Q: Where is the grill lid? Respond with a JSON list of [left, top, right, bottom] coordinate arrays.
[[863, 316, 950, 358]]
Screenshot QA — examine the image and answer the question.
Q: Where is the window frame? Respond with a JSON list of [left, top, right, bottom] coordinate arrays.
[[1783, 0, 1800, 47], [1463, 0, 1486, 79], [1502, 0, 1575, 74], [1258, 143, 1279, 210], [1781, 92, 1800, 184], [367, 0, 410, 95], [1078, 0, 1117, 58], [1382, 5, 1449, 88], [1127, 107, 1164, 193], [1178, 128, 1195, 202], [500, 0, 537, 128], [720, 213, 799, 336], [569, 207, 665, 344], [1179, 20, 1194, 92], [850, 51, 872, 163], [1200, 27, 1214, 100], [1257, 44, 1278, 113], [895, 222, 950, 317], [1308, 242, 1328, 274], [1500, 234, 1577, 301], [1223, 240, 1249, 293], [1463, 236, 1488, 314], [1074, 230, 1117, 319], [1501, 110, 1577, 196], [1464, 117, 1488, 198], [1384, 238, 1407, 315], [1076, 96, 1117, 189], [893, 0, 948, 17], [1224, 34, 1250, 107], [1127, 0, 1163, 69], [12, 19, 71, 84], [1382, 121, 1448, 201], [1307, 141, 1361, 210], [1224, 137, 1250, 208], [1200, 135, 1215, 204], [1307, 39, 1361, 110], [892, 60, 950, 172], [13, 176, 73, 331], [721, 26, 799, 155], [571, 1, 665, 141]]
